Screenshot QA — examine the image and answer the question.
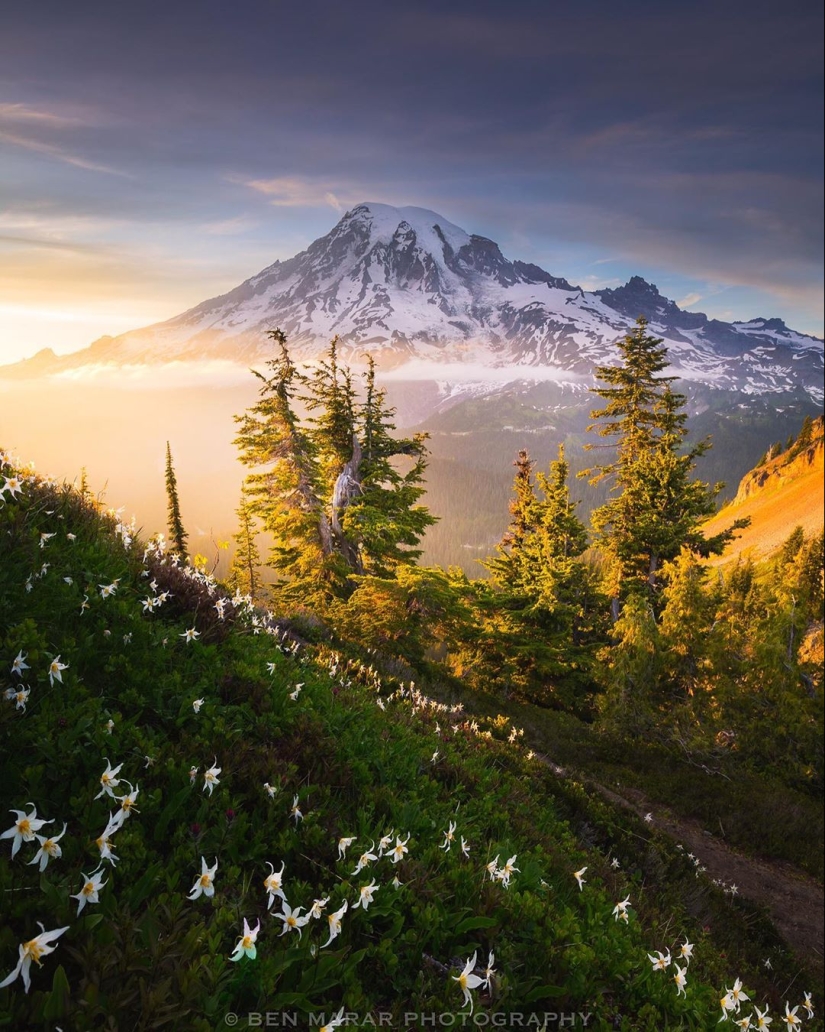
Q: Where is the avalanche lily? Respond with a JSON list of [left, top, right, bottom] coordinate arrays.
[[71, 867, 107, 914], [648, 950, 671, 972], [353, 880, 379, 910], [322, 900, 348, 947], [188, 856, 218, 900], [95, 758, 124, 800], [278, 903, 310, 939], [229, 918, 260, 962], [203, 759, 221, 795], [48, 655, 68, 686], [264, 861, 286, 909], [453, 951, 485, 1015], [1, 804, 52, 858], [0, 923, 70, 994], [28, 823, 67, 872], [612, 896, 631, 923]]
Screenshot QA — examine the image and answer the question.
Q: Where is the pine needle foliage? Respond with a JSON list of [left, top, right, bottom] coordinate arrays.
[[583, 318, 747, 604], [164, 441, 188, 559]]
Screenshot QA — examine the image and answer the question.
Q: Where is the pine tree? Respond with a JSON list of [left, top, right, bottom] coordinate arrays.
[[233, 331, 436, 604], [233, 330, 341, 604], [164, 442, 188, 559], [344, 356, 436, 576], [479, 446, 602, 707], [585, 317, 747, 604], [230, 489, 262, 599]]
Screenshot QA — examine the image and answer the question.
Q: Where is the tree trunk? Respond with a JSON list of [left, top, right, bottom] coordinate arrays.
[[331, 435, 364, 574]]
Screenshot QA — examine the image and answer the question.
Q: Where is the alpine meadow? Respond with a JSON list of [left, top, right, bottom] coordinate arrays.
[[1, 2, 823, 1029]]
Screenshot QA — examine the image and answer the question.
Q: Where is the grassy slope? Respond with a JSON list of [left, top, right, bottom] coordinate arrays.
[[0, 470, 821, 1030], [703, 434, 824, 567]]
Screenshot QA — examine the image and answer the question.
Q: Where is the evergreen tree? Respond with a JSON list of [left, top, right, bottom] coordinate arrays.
[[344, 356, 436, 576], [585, 317, 746, 604], [477, 446, 602, 708], [234, 331, 435, 604], [230, 489, 262, 599], [164, 441, 188, 559], [233, 330, 341, 604]]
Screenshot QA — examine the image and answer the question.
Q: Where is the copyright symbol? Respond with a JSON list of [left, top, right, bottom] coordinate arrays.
[[224, 1014, 238, 1026]]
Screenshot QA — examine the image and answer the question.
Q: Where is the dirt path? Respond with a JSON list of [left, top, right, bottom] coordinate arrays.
[[589, 779, 824, 981]]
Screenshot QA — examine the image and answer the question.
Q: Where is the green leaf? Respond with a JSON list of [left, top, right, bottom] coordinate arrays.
[[524, 983, 567, 1002], [153, 785, 191, 842], [42, 964, 71, 1020], [454, 915, 499, 934]]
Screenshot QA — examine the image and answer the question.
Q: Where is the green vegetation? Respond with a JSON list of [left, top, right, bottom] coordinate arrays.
[[0, 323, 821, 1028], [164, 441, 188, 560]]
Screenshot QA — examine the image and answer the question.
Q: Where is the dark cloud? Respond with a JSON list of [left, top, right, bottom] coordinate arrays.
[[0, 0, 822, 350]]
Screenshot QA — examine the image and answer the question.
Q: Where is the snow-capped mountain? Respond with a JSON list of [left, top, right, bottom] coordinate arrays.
[[5, 202, 823, 401]]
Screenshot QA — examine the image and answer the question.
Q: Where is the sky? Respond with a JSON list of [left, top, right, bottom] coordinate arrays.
[[0, 0, 822, 363]]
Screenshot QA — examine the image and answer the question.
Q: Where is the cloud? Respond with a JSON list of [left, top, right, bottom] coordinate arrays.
[[0, 102, 87, 127], [48, 359, 254, 390], [201, 216, 259, 236], [677, 292, 703, 309], [378, 359, 589, 385], [230, 175, 351, 211], [0, 128, 131, 177]]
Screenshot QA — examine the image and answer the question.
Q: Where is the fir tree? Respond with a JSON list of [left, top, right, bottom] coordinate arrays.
[[234, 331, 435, 603], [233, 330, 341, 604], [164, 442, 188, 559], [479, 446, 602, 706], [585, 318, 747, 603], [230, 489, 262, 599], [344, 356, 436, 576]]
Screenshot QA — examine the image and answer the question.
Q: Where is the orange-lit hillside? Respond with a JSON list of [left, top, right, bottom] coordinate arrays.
[[704, 416, 824, 565]]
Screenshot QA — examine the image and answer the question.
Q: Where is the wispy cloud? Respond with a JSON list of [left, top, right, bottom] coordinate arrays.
[[0, 102, 88, 127], [0, 128, 130, 177], [677, 292, 703, 309], [201, 216, 259, 236], [49, 358, 254, 390], [229, 174, 351, 211]]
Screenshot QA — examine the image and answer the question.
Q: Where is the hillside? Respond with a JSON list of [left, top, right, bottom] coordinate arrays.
[[704, 416, 824, 565], [1, 457, 821, 1029]]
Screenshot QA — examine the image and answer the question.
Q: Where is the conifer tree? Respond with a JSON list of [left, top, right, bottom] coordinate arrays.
[[585, 317, 746, 604], [164, 441, 188, 559], [233, 330, 340, 603], [230, 489, 262, 599], [478, 446, 601, 706], [234, 331, 435, 603], [343, 356, 436, 576]]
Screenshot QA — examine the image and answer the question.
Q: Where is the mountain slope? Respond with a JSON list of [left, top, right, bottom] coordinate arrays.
[[1, 456, 819, 1027], [3, 203, 823, 403], [703, 417, 824, 564]]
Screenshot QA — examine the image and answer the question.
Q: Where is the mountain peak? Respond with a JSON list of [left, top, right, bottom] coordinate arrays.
[[339, 202, 472, 257], [1, 204, 820, 406]]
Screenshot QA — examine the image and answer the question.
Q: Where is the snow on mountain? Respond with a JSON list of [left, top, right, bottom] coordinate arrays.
[[3, 202, 823, 402]]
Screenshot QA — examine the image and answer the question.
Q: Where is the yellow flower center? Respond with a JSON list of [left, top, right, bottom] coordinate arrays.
[[200, 874, 211, 887], [18, 819, 31, 836], [241, 936, 253, 949], [83, 882, 95, 895], [287, 916, 296, 927], [23, 940, 44, 965]]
